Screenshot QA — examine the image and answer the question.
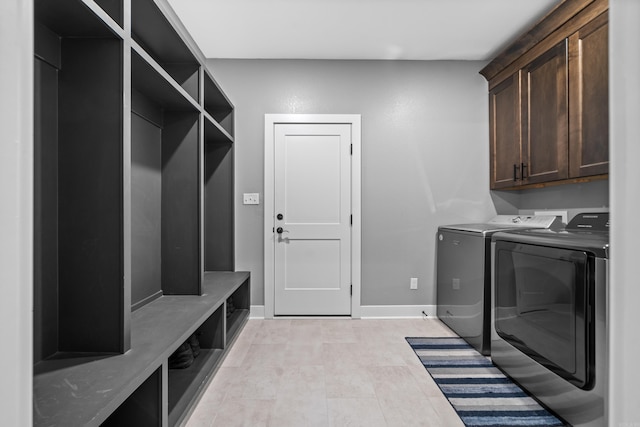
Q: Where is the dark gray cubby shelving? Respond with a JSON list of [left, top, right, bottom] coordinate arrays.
[[32, 0, 245, 425]]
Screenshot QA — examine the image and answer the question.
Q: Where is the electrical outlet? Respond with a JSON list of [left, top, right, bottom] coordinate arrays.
[[410, 277, 418, 290], [243, 193, 260, 205]]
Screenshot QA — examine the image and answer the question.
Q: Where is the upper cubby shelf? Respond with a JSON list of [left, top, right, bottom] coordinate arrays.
[[204, 71, 234, 137], [132, 48, 199, 112], [35, 0, 121, 39], [204, 113, 234, 145], [132, 0, 200, 102]]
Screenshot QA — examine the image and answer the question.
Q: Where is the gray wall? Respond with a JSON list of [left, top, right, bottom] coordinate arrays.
[[492, 179, 609, 221], [206, 59, 496, 308], [207, 58, 611, 310]]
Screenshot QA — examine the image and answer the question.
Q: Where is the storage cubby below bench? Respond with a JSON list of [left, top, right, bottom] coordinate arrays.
[[33, 271, 250, 427]]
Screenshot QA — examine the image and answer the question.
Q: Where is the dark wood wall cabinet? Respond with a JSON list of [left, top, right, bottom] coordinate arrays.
[[481, 0, 609, 190], [33, 0, 247, 425]]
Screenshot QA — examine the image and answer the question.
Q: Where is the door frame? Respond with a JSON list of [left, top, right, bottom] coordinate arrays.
[[264, 114, 361, 319]]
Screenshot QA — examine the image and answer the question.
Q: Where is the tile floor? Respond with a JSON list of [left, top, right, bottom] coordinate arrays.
[[185, 317, 465, 427]]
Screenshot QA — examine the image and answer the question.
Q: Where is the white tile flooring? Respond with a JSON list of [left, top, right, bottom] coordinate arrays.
[[185, 318, 466, 427]]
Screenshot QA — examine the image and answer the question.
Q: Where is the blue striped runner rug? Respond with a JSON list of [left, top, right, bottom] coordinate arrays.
[[406, 337, 567, 427]]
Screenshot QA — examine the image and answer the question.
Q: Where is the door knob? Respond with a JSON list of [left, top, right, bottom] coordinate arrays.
[[277, 213, 284, 220], [276, 227, 284, 234]]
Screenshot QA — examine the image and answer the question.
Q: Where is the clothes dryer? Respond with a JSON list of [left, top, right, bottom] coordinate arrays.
[[491, 212, 609, 426]]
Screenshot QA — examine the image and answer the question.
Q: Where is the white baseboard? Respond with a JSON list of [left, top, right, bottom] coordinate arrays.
[[360, 305, 436, 319], [249, 304, 437, 319], [250, 305, 265, 319]]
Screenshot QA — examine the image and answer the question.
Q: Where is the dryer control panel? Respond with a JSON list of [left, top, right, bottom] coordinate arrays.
[[488, 215, 558, 228]]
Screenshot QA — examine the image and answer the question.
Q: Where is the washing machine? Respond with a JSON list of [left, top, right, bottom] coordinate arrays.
[[436, 215, 557, 355]]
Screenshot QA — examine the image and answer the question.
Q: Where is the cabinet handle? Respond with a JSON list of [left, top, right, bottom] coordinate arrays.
[[521, 163, 527, 179], [513, 164, 520, 181]]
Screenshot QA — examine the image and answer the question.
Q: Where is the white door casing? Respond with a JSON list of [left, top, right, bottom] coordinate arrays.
[[264, 114, 361, 318], [274, 123, 351, 315]]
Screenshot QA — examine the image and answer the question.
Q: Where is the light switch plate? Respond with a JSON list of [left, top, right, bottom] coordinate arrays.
[[243, 193, 260, 205]]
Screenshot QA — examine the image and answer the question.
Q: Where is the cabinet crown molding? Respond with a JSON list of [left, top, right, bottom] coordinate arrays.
[[480, 0, 606, 82]]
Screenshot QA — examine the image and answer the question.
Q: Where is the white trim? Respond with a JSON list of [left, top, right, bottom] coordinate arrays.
[[264, 117, 275, 319], [250, 305, 265, 319], [1, 0, 33, 424], [264, 114, 362, 319], [351, 117, 362, 319], [609, 1, 640, 424], [360, 305, 437, 319], [250, 304, 436, 320]]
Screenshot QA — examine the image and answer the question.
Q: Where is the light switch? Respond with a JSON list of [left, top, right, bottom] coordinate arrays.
[[243, 193, 260, 205]]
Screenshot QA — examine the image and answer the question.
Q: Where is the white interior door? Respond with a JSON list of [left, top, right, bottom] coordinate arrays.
[[274, 123, 352, 315]]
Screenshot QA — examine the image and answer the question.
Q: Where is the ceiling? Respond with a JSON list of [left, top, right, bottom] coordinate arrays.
[[166, 0, 561, 61]]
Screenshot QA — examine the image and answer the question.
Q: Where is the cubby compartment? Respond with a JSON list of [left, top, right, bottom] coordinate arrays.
[[203, 76, 235, 273], [131, 51, 201, 309], [204, 71, 234, 138], [204, 139, 235, 271], [226, 279, 251, 343], [131, 0, 200, 102], [101, 367, 163, 426], [34, 0, 126, 363], [168, 306, 225, 426]]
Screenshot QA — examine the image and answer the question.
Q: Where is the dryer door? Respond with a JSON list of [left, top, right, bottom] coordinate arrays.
[[494, 240, 593, 389]]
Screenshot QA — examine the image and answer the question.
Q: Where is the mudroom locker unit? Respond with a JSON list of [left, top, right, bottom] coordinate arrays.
[[32, 0, 249, 425]]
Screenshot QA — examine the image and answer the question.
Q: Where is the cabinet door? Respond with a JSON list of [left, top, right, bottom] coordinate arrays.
[[489, 74, 521, 189], [521, 40, 569, 184], [569, 13, 609, 177]]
